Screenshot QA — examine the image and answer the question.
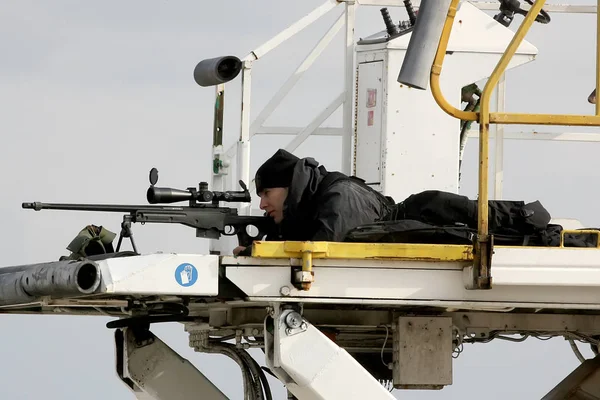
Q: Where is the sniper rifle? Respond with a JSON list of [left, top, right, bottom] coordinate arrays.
[[22, 168, 275, 253]]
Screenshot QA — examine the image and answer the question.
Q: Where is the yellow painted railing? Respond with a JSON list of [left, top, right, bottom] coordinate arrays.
[[430, 0, 600, 288]]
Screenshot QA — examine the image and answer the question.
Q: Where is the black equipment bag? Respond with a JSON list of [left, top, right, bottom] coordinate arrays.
[[344, 190, 598, 248]]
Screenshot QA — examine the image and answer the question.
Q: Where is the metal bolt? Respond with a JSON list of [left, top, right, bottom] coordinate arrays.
[[286, 328, 292, 335], [285, 311, 303, 329], [300, 322, 307, 330], [280, 286, 291, 296]]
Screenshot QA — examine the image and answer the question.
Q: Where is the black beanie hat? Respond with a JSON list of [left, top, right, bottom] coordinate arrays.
[[255, 149, 300, 194]]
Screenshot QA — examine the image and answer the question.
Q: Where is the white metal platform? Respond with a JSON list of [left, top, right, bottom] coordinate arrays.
[[2, 0, 600, 398], [3, 245, 600, 398]]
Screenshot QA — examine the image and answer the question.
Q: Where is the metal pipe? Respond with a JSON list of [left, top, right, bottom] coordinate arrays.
[[342, 2, 356, 176], [597, 0, 600, 116], [489, 112, 600, 125], [429, 0, 477, 121], [238, 62, 252, 217], [494, 74, 506, 200], [0, 259, 101, 306], [210, 84, 225, 255], [250, 13, 344, 138], [242, 0, 339, 62], [568, 339, 587, 363], [478, 0, 549, 238], [284, 93, 344, 153], [470, 0, 549, 289], [429, 1, 600, 128], [485, 0, 599, 126], [398, 0, 453, 90]]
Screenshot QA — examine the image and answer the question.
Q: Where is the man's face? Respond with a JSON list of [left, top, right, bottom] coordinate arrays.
[[258, 187, 288, 224]]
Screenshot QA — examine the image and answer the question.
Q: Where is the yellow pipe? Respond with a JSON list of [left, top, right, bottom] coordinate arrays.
[[489, 113, 600, 125], [301, 251, 313, 290], [597, 0, 600, 116], [478, 0, 549, 239], [430, 0, 600, 127], [430, 0, 478, 122]]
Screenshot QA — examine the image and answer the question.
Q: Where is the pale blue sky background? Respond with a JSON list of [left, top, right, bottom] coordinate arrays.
[[1, 1, 599, 399]]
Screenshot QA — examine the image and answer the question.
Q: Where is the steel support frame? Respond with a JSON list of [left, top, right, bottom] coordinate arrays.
[[209, 0, 599, 255], [263, 303, 396, 399], [213, 0, 598, 190], [115, 326, 228, 400], [223, 308, 600, 336], [430, 0, 600, 290]]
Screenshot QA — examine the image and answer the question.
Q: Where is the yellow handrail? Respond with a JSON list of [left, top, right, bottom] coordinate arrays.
[[429, 0, 600, 288], [431, 0, 600, 127], [430, 0, 475, 122]]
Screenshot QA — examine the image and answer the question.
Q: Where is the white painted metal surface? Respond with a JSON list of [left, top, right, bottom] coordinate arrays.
[[211, 0, 596, 208], [119, 328, 228, 400], [354, 2, 537, 201], [356, 60, 384, 184], [491, 247, 600, 287], [237, 60, 252, 216], [342, 1, 356, 175], [4, 2, 600, 399], [242, 0, 339, 62], [98, 253, 219, 296], [224, 246, 600, 308], [265, 308, 396, 399]]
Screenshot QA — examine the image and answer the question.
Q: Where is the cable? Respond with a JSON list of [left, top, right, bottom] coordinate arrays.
[[244, 350, 273, 400], [223, 343, 272, 400], [568, 339, 587, 363], [235, 347, 266, 400], [378, 324, 391, 368], [200, 344, 258, 399], [455, 330, 599, 365]]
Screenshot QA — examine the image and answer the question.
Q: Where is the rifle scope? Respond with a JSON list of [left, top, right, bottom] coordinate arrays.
[[147, 184, 250, 205]]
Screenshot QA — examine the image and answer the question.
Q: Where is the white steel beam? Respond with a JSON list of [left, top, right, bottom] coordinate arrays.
[[342, 2, 356, 175], [243, 0, 340, 62], [284, 93, 345, 153], [238, 62, 252, 215], [118, 328, 228, 400], [250, 13, 345, 137], [224, 246, 600, 309], [542, 355, 600, 400], [353, 0, 596, 14], [265, 308, 396, 400], [255, 126, 344, 136]]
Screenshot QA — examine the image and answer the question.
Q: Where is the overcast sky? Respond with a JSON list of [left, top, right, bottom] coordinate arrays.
[[1, 1, 599, 399]]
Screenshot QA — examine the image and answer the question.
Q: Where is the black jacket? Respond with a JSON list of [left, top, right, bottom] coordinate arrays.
[[267, 157, 394, 242]]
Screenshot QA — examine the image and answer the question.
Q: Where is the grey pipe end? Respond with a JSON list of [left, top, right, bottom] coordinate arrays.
[[194, 56, 242, 87], [75, 261, 101, 294]]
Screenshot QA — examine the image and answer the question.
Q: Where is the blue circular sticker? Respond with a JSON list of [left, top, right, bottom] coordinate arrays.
[[175, 263, 198, 287]]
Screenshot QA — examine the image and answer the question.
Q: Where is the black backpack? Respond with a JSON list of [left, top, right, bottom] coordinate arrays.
[[344, 190, 598, 248]]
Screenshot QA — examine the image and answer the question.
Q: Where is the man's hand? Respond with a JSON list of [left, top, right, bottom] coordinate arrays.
[[233, 246, 246, 256]]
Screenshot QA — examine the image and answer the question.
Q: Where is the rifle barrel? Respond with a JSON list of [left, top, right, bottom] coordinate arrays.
[[22, 202, 185, 213]]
